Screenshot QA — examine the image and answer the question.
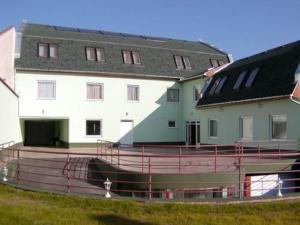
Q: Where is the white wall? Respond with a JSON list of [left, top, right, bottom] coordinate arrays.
[[0, 27, 16, 89], [0, 80, 21, 145], [16, 71, 184, 144]]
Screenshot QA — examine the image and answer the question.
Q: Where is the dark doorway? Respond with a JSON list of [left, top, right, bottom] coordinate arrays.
[[190, 124, 196, 145], [186, 121, 200, 145], [25, 121, 56, 146]]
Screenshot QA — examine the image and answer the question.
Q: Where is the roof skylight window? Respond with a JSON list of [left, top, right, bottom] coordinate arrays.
[[295, 62, 300, 83], [233, 71, 247, 90], [209, 78, 221, 96], [215, 77, 227, 94], [245, 67, 260, 88]]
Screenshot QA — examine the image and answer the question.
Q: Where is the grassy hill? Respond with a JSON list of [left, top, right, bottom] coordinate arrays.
[[0, 184, 300, 225]]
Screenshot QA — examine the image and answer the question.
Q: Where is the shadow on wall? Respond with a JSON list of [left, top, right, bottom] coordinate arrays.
[[117, 83, 184, 145], [93, 214, 155, 225]]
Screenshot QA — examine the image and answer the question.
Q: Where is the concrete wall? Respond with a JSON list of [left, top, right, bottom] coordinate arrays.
[[0, 27, 16, 89], [16, 71, 184, 144], [198, 99, 300, 144], [0, 80, 21, 145]]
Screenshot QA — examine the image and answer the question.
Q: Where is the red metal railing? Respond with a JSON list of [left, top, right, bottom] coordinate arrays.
[[0, 140, 299, 200]]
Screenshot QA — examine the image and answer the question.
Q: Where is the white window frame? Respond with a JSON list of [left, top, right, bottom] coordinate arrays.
[[209, 119, 218, 139], [270, 115, 287, 140], [85, 119, 102, 137], [239, 116, 253, 141], [86, 83, 104, 100], [37, 80, 56, 99], [127, 85, 140, 102], [168, 120, 176, 128], [167, 88, 180, 103]]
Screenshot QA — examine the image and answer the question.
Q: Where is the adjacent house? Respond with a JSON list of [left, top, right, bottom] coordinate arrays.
[[197, 40, 300, 144], [0, 22, 230, 147]]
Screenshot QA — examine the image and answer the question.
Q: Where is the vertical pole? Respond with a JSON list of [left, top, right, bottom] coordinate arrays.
[[214, 146, 217, 173], [278, 143, 281, 160], [238, 154, 243, 199], [258, 143, 261, 160], [179, 147, 182, 174], [118, 145, 120, 168], [111, 146, 113, 164], [67, 154, 71, 194], [148, 157, 152, 200], [142, 146, 144, 173], [16, 150, 20, 185]]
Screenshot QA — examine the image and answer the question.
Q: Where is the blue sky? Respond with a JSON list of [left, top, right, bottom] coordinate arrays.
[[1, 0, 299, 59]]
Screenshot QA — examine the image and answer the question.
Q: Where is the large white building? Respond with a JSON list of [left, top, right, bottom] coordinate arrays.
[[0, 22, 230, 147]]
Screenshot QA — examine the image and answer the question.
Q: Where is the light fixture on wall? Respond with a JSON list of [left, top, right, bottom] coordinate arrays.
[[125, 112, 129, 116]]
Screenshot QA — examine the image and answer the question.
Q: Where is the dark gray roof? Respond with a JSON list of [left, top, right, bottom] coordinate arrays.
[[197, 40, 300, 107], [15, 23, 229, 79]]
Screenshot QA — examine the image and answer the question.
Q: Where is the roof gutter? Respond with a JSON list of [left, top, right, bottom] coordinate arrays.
[[16, 67, 182, 81], [197, 95, 289, 109]]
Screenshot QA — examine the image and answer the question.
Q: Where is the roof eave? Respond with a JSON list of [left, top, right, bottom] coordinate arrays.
[[15, 67, 182, 80], [196, 95, 289, 109]]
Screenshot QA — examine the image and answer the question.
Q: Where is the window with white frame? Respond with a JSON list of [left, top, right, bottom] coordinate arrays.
[[174, 55, 192, 70], [127, 85, 139, 101], [240, 117, 253, 140], [122, 50, 142, 65], [271, 115, 287, 139], [167, 88, 180, 102], [37, 81, 56, 99], [87, 83, 103, 100], [86, 120, 101, 136], [168, 120, 176, 128], [209, 119, 218, 138], [86, 47, 105, 62]]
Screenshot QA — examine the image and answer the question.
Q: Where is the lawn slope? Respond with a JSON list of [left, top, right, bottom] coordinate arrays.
[[0, 184, 299, 225]]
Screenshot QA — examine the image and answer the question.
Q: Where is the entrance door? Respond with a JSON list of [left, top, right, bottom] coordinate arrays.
[[120, 120, 133, 146], [186, 121, 200, 145]]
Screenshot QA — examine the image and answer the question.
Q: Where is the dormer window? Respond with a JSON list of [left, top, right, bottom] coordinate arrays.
[[209, 78, 221, 96], [210, 59, 219, 68], [174, 55, 192, 70], [215, 77, 227, 94], [122, 50, 142, 65], [245, 67, 260, 88], [38, 43, 58, 58], [86, 47, 105, 62]]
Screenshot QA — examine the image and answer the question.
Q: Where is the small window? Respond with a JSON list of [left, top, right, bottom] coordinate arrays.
[[127, 85, 139, 101], [37, 81, 56, 99], [167, 88, 180, 102], [240, 117, 253, 140], [245, 68, 260, 88], [86, 120, 101, 136], [218, 60, 225, 66], [49, 44, 58, 58], [183, 56, 192, 69], [215, 77, 227, 94], [132, 51, 141, 65], [233, 71, 247, 90], [38, 43, 58, 58], [122, 50, 141, 65], [209, 119, 218, 138], [168, 120, 176, 128], [210, 59, 219, 68], [209, 78, 221, 96], [295, 62, 300, 82], [86, 47, 105, 62], [271, 115, 287, 139], [194, 86, 201, 102], [174, 55, 184, 69], [174, 55, 192, 70], [87, 83, 103, 100], [96, 48, 105, 62], [38, 43, 48, 57]]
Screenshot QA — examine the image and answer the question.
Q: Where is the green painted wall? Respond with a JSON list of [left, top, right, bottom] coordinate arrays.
[[198, 99, 300, 144]]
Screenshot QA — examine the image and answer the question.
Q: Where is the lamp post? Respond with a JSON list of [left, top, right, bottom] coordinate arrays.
[[104, 178, 112, 198], [277, 178, 283, 197], [2, 165, 8, 182]]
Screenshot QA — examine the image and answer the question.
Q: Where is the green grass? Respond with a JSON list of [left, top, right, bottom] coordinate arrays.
[[0, 184, 300, 225]]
